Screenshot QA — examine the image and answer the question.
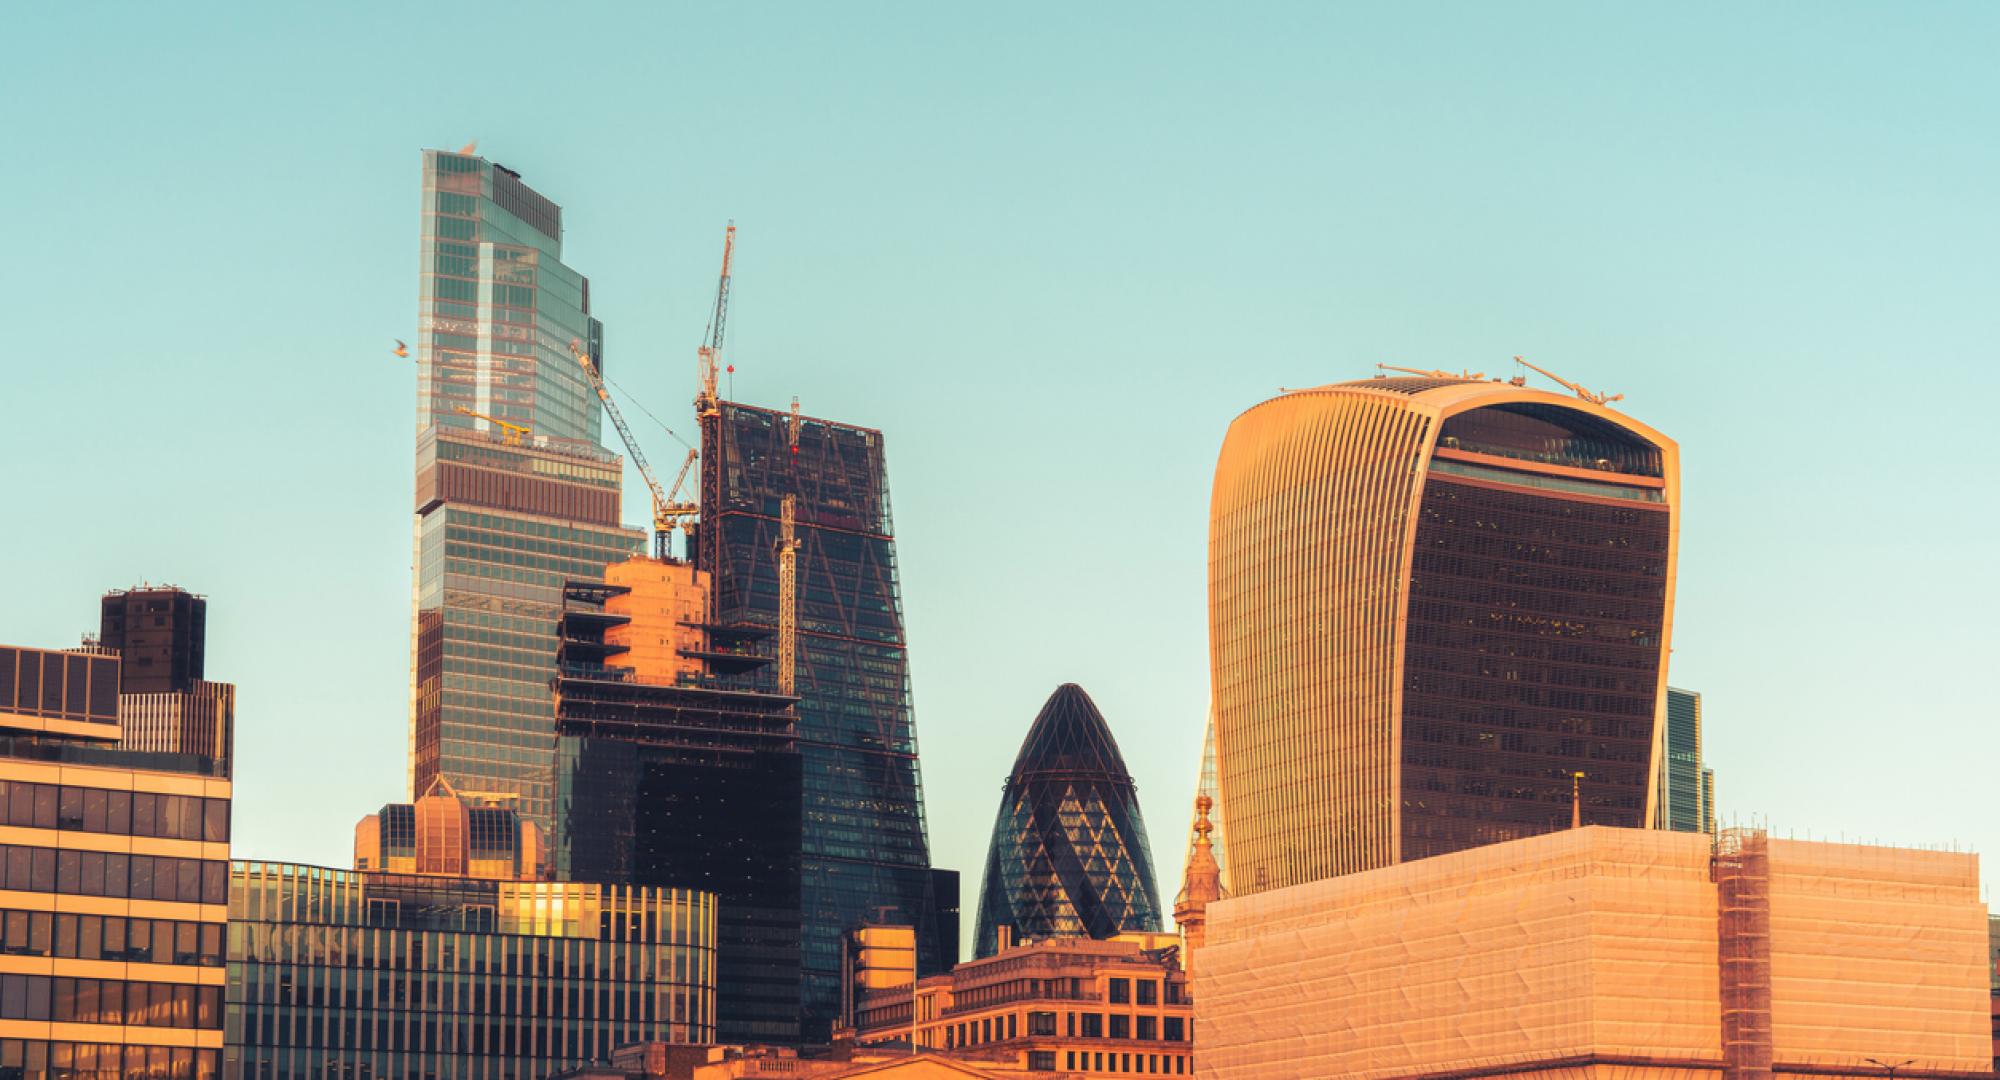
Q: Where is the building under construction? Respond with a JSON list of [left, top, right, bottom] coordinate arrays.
[[1194, 826, 1995, 1079], [552, 558, 805, 1045], [693, 399, 958, 1038]]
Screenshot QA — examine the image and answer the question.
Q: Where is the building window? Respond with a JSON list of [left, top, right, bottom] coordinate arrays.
[[1164, 1017, 1185, 1041], [1080, 1012, 1103, 1038], [1138, 1015, 1157, 1040], [1136, 980, 1157, 1005], [1028, 1051, 1056, 1071], [1108, 977, 1130, 1004], [1028, 1010, 1056, 1036], [1110, 1014, 1130, 1040]]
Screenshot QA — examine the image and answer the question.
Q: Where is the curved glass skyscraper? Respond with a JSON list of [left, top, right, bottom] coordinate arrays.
[[1209, 375, 1679, 894], [974, 684, 1163, 957]]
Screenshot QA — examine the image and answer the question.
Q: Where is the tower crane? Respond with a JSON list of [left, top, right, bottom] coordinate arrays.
[[694, 223, 736, 576], [1513, 356, 1623, 406], [776, 494, 799, 696], [453, 405, 530, 445], [568, 340, 699, 560], [1375, 363, 1486, 380]]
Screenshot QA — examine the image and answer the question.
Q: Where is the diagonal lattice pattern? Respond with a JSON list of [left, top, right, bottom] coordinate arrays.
[[973, 684, 1163, 957]]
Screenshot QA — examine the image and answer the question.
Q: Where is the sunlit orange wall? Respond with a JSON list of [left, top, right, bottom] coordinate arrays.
[[1192, 827, 1990, 1080]]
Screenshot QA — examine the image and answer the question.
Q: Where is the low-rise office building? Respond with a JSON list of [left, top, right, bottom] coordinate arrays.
[[225, 862, 717, 1079], [1195, 826, 1994, 1079], [853, 936, 1192, 1076], [0, 642, 231, 1079]]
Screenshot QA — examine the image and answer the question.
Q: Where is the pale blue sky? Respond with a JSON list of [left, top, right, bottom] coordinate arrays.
[[4, 3, 1997, 947]]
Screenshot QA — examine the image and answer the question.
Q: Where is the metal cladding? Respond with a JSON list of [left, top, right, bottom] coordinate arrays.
[[974, 684, 1164, 957], [1209, 376, 1680, 895]]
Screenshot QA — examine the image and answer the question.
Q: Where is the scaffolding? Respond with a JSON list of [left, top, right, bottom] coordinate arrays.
[[1715, 828, 1774, 1080]]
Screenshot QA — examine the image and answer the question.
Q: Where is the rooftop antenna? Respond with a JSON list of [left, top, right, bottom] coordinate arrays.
[[1513, 355, 1623, 406]]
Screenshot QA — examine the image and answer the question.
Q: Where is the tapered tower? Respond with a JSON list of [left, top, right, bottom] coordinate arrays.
[[973, 684, 1163, 957], [1209, 373, 1679, 894]]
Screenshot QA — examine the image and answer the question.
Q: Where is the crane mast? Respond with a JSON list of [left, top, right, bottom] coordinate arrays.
[[694, 223, 736, 577], [569, 339, 697, 559], [776, 494, 799, 696]]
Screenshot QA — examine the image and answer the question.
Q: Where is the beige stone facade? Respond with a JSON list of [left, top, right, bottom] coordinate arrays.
[[1194, 827, 1992, 1080]]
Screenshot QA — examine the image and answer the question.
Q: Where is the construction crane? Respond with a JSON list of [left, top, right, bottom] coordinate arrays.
[[1376, 363, 1486, 380], [1513, 356, 1623, 406], [776, 494, 800, 696], [568, 339, 699, 560], [694, 223, 736, 576], [453, 405, 530, 445]]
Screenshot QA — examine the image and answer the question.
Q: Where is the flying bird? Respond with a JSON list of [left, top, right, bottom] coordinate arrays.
[[393, 340, 409, 358]]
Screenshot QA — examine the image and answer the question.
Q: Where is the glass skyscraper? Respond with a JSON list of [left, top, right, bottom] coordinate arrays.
[[1209, 376, 1679, 894], [409, 150, 644, 839], [1660, 686, 1714, 834], [698, 402, 955, 1038], [973, 684, 1163, 958]]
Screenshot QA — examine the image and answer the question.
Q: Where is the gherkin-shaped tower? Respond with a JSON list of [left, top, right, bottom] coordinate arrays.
[[973, 684, 1163, 957]]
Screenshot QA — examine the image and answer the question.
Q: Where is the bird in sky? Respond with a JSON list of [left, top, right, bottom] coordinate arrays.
[[393, 339, 409, 358]]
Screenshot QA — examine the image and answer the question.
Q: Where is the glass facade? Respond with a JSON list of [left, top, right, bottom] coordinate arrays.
[[698, 403, 952, 1036], [409, 152, 643, 842], [224, 863, 716, 1080], [974, 685, 1163, 957], [1661, 687, 1713, 833], [552, 578, 806, 1044], [416, 152, 602, 449], [1209, 379, 1679, 894], [410, 429, 643, 839]]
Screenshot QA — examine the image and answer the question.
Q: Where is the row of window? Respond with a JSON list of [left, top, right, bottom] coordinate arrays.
[[0, 909, 223, 966], [0, 844, 226, 905], [944, 1009, 1187, 1049], [0, 779, 228, 842], [0, 973, 221, 1029], [1035, 1049, 1189, 1075], [0, 1039, 216, 1080]]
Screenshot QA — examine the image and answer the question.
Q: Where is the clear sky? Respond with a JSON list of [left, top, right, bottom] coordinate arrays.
[[4, 3, 1996, 948]]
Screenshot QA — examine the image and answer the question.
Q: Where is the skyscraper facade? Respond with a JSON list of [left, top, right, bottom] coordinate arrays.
[[408, 150, 644, 839], [1660, 686, 1714, 834], [101, 585, 236, 774], [1209, 375, 1679, 894], [0, 644, 231, 1079], [553, 563, 805, 1045], [99, 586, 205, 694], [697, 401, 953, 1035], [225, 863, 716, 1078], [973, 684, 1163, 958]]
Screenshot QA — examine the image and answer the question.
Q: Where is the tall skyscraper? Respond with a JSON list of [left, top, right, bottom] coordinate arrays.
[[697, 401, 955, 1036], [1209, 374, 1679, 894], [1660, 686, 1715, 834], [100, 585, 236, 773], [973, 684, 1163, 957], [408, 149, 644, 838]]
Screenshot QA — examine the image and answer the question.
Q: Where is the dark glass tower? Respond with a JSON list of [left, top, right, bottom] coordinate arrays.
[[1661, 686, 1713, 833], [99, 586, 204, 694], [973, 683, 1163, 958], [697, 402, 952, 1038], [552, 576, 805, 1045]]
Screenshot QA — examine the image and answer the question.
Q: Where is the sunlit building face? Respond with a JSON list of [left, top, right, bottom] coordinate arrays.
[[1208, 376, 1679, 893]]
